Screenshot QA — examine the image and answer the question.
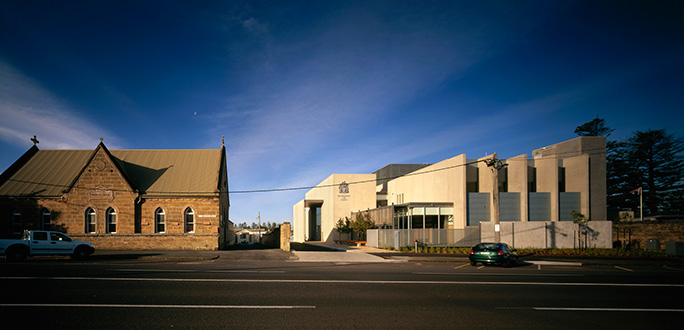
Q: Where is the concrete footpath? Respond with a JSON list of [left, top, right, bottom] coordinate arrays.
[[293, 242, 585, 265], [291, 242, 392, 263], [68, 243, 682, 266], [86, 243, 395, 263], [83, 244, 579, 265]]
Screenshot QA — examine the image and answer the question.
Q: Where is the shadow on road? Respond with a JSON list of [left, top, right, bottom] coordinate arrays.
[[223, 243, 271, 250], [90, 253, 164, 260], [225, 242, 342, 252], [290, 243, 343, 252]]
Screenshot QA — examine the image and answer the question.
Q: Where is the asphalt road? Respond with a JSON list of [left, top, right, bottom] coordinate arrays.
[[1, 252, 683, 329]]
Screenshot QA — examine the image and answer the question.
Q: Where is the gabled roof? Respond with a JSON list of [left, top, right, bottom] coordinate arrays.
[[0, 149, 93, 197], [0, 145, 225, 198], [110, 149, 222, 196]]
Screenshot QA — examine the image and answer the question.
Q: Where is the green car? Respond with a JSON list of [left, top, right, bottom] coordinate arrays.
[[469, 242, 519, 267]]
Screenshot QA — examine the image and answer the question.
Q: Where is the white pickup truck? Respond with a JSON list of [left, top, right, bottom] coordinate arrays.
[[0, 230, 95, 261]]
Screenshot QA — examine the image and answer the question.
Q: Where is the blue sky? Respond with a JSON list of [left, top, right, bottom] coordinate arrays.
[[1, 1, 682, 225]]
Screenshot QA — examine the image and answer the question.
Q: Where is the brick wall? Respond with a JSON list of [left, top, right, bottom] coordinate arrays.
[[613, 220, 684, 250]]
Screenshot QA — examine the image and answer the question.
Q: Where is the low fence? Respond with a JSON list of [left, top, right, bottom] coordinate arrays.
[[367, 221, 613, 249], [367, 227, 480, 249]]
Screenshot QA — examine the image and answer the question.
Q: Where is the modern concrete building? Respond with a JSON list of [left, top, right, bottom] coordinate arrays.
[[293, 137, 608, 247]]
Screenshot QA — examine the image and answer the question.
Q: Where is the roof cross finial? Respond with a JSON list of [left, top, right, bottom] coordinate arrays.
[[31, 135, 39, 146], [222, 135, 225, 146]]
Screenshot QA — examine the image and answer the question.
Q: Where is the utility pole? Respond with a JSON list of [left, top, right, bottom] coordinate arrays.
[[258, 212, 262, 239], [485, 156, 507, 243], [639, 187, 643, 222]]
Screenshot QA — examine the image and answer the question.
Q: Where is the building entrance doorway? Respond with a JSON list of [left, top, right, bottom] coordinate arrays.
[[393, 204, 453, 229], [308, 204, 322, 241]]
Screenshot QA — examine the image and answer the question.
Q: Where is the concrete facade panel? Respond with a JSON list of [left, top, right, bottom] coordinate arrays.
[[292, 137, 607, 245]]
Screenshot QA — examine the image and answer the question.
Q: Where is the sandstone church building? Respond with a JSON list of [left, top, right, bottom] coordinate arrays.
[[0, 138, 234, 250]]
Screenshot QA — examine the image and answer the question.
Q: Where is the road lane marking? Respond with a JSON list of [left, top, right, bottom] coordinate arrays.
[[531, 261, 582, 266], [111, 269, 285, 273], [453, 264, 469, 270], [533, 307, 684, 312], [0, 303, 315, 309], [414, 272, 583, 277], [614, 266, 634, 272], [3, 277, 683, 287]]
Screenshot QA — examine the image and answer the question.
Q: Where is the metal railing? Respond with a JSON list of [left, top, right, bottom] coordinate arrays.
[[367, 228, 480, 249]]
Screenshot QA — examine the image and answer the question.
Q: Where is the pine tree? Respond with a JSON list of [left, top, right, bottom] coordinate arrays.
[[575, 116, 615, 137], [608, 129, 684, 217], [625, 129, 684, 215]]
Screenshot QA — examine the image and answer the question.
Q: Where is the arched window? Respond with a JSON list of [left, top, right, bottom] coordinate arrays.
[[85, 208, 96, 233], [155, 208, 165, 233], [41, 208, 51, 231], [106, 207, 117, 233], [12, 210, 22, 234], [184, 208, 195, 233]]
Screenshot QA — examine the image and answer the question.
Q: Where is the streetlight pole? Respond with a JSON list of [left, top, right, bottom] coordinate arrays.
[[639, 187, 643, 222]]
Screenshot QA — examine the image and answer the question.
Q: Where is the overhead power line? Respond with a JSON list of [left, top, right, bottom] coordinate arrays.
[[2, 145, 608, 196], [228, 159, 487, 194], [229, 145, 609, 194]]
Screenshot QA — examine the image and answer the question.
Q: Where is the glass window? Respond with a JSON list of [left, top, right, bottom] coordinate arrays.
[[155, 208, 165, 233], [106, 207, 117, 233], [41, 208, 51, 231], [50, 232, 71, 242], [12, 210, 22, 234], [85, 208, 96, 233], [475, 243, 500, 250], [184, 208, 194, 233], [33, 232, 48, 240]]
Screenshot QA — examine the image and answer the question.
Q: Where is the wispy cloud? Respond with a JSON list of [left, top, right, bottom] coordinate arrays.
[[218, 6, 518, 175], [212, 2, 575, 222], [0, 61, 122, 149]]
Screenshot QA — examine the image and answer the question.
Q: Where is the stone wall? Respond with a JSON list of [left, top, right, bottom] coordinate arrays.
[[1, 144, 232, 250], [613, 220, 684, 250], [1, 149, 229, 249], [63, 148, 138, 234], [70, 233, 220, 250], [139, 197, 221, 235], [280, 222, 291, 251], [259, 223, 292, 251]]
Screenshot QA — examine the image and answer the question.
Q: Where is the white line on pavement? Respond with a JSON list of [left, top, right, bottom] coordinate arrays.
[[0, 303, 315, 309], [614, 266, 634, 272], [2, 277, 684, 287], [111, 269, 285, 273], [533, 307, 684, 312], [414, 272, 584, 277]]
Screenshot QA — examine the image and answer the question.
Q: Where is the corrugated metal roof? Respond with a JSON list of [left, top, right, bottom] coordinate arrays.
[[0, 148, 223, 197], [0, 150, 92, 197], [111, 149, 221, 196]]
